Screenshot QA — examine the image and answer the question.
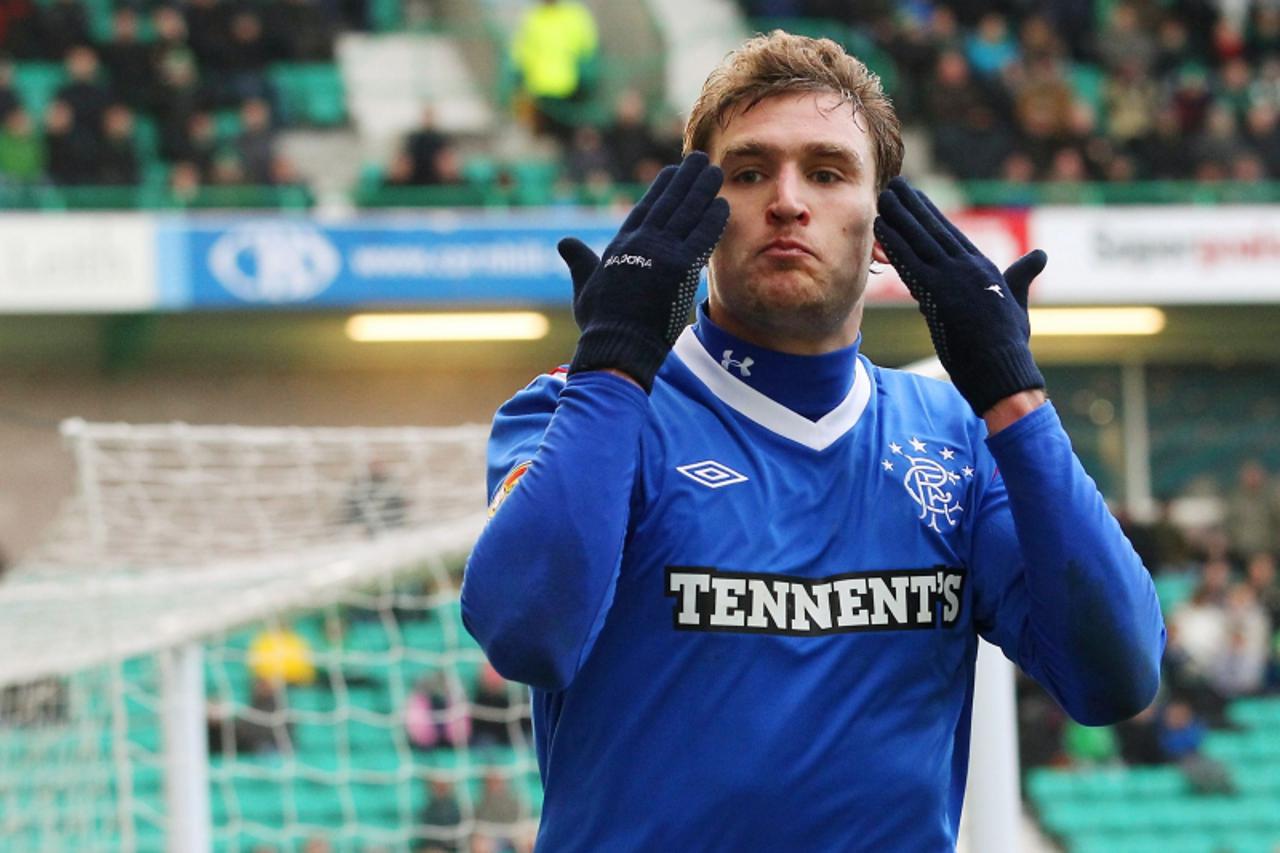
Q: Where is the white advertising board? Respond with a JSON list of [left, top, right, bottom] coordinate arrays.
[[1030, 206, 1280, 304], [0, 214, 157, 312]]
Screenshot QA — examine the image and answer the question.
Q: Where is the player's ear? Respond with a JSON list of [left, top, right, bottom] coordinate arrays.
[[872, 239, 890, 265]]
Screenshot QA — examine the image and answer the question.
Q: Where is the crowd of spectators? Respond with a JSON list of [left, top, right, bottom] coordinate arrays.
[[740, 0, 1280, 186], [1019, 458, 1280, 796], [385, 0, 1280, 207], [8, 0, 1280, 201], [0, 0, 346, 194]]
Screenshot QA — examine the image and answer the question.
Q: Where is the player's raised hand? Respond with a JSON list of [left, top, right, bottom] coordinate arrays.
[[556, 152, 730, 392], [873, 176, 1047, 416]]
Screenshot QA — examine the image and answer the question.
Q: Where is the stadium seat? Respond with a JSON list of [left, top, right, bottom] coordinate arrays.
[[13, 63, 66, 119], [270, 64, 348, 126]]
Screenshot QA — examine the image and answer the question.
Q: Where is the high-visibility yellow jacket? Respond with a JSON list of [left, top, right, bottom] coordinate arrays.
[[511, 1, 598, 99]]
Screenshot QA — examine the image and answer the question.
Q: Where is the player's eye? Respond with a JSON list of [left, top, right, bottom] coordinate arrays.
[[732, 169, 764, 184], [811, 169, 843, 184]]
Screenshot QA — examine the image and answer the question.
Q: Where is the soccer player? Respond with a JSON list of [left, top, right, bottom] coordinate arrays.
[[462, 31, 1165, 851]]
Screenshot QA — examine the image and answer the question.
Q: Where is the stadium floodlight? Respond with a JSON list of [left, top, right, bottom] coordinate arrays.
[[1029, 307, 1166, 336], [345, 312, 550, 342]]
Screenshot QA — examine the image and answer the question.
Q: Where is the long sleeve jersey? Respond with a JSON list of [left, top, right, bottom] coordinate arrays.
[[462, 309, 1165, 852]]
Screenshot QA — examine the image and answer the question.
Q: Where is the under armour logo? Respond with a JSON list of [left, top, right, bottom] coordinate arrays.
[[985, 284, 1005, 298], [721, 349, 754, 377]]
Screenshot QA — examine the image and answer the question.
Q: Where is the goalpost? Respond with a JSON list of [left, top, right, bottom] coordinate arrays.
[[0, 396, 1020, 852]]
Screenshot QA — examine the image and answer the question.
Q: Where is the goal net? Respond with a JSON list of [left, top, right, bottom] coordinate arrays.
[[0, 419, 539, 853]]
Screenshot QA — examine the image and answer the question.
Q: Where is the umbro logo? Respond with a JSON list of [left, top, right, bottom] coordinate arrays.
[[676, 460, 748, 489]]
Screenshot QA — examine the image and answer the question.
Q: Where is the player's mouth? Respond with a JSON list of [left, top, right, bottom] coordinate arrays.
[[760, 238, 816, 260]]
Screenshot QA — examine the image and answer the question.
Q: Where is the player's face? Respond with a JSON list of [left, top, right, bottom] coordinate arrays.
[[705, 91, 883, 353]]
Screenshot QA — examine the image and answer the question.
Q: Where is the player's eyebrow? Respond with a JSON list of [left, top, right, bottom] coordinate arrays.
[[719, 140, 864, 172]]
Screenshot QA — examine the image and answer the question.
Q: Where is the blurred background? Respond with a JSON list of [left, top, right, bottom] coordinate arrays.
[[0, 0, 1278, 851]]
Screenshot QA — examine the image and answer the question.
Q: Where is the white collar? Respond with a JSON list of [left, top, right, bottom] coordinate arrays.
[[670, 327, 872, 451]]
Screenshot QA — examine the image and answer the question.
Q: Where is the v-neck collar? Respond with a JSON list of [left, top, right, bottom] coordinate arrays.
[[671, 327, 873, 451]]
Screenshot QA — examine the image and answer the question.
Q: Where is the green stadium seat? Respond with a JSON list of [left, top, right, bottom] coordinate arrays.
[[14, 63, 66, 119], [1228, 697, 1280, 730], [369, 0, 403, 31], [271, 64, 347, 126]]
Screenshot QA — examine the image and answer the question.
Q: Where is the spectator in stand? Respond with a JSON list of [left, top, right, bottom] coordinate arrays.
[[209, 150, 246, 186], [0, 106, 42, 183], [168, 159, 202, 203], [43, 98, 97, 185], [924, 50, 1012, 179], [150, 4, 191, 71], [563, 124, 612, 185], [184, 0, 231, 73], [1170, 64, 1214, 136], [1207, 582, 1272, 697], [1191, 104, 1249, 179], [1096, 2, 1156, 75], [29, 0, 90, 62], [97, 104, 139, 185], [1249, 4, 1280, 63], [265, 0, 336, 62], [1116, 704, 1165, 766], [964, 12, 1018, 80], [154, 52, 212, 163], [603, 89, 663, 184], [0, 57, 18, 121], [167, 111, 218, 180], [1243, 100, 1280, 176], [1103, 57, 1160, 148], [1138, 105, 1194, 179], [1225, 460, 1278, 560], [100, 8, 153, 112], [235, 97, 277, 184], [1011, 52, 1078, 170], [247, 621, 316, 686], [206, 677, 292, 755], [56, 46, 112, 145], [0, 1, 39, 60], [510, 0, 598, 140], [405, 671, 470, 750], [223, 9, 273, 106], [1169, 566, 1230, 678], [1153, 14, 1196, 80], [470, 660, 523, 748], [398, 107, 451, 186], [473, 770, 521, 847], [1245, 552, 1280, 628], [1157, 698, 1235, 794], [342, 459, 408, 534], [419, 778, 463, 853]]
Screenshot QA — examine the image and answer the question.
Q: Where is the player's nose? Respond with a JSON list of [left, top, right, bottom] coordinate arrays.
[[766, 165, 810, 225]]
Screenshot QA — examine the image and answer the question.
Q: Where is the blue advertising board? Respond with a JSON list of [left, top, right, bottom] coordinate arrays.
[[155, 212, 628, 310]]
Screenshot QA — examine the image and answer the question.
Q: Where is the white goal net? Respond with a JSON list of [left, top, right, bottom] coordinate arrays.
[[0, 419, 540, 853]]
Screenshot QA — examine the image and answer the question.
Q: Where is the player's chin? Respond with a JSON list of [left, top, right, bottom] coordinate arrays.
[[749, 272, 831, 311]]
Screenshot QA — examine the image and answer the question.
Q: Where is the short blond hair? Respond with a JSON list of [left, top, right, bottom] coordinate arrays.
[[683, 30, 903, 192]]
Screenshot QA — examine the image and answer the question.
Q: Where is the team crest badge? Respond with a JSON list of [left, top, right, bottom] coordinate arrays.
[[881, 437, 973, 533], [488, 460, 532, 518]]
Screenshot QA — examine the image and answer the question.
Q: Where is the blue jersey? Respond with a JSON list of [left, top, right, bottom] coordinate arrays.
[[462, 315, 1164, 852]]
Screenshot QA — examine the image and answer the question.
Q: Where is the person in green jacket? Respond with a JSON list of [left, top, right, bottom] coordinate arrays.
[[510, 0, 598, 140], [0, 108, 45, 184]]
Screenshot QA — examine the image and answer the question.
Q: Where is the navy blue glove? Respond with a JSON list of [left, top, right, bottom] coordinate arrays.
[[557, 152, 730, 392], [874, 176, 1047, 416]]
